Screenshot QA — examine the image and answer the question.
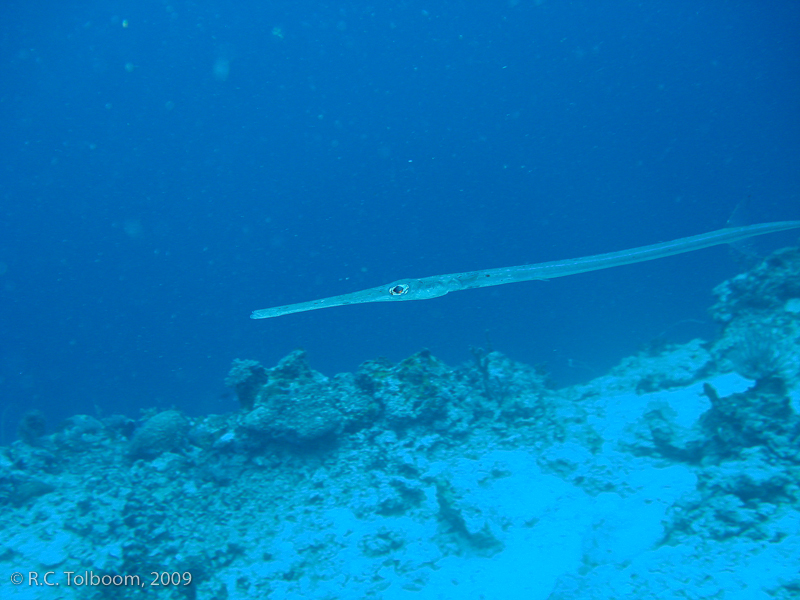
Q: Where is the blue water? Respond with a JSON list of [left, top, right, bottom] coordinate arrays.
[[1, 1, 798, 440]]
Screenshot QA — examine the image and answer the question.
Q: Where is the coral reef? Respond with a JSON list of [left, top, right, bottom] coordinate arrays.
[[225, 358, 268, 410], [1, 245, 799, 599], [710, 246, 800, 386], [710, 247, 800, 321], [128, 410, 189, 460], [236, 349, 377, 444]]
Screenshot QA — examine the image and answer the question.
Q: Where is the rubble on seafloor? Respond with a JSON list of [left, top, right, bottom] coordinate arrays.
[[2, 247, 800, 600]]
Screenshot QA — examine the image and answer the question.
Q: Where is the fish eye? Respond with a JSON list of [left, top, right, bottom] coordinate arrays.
[[389, 284, 409, 296]]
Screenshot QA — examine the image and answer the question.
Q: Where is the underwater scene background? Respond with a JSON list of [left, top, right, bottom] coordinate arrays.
[[1, 1, 799, 598]]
